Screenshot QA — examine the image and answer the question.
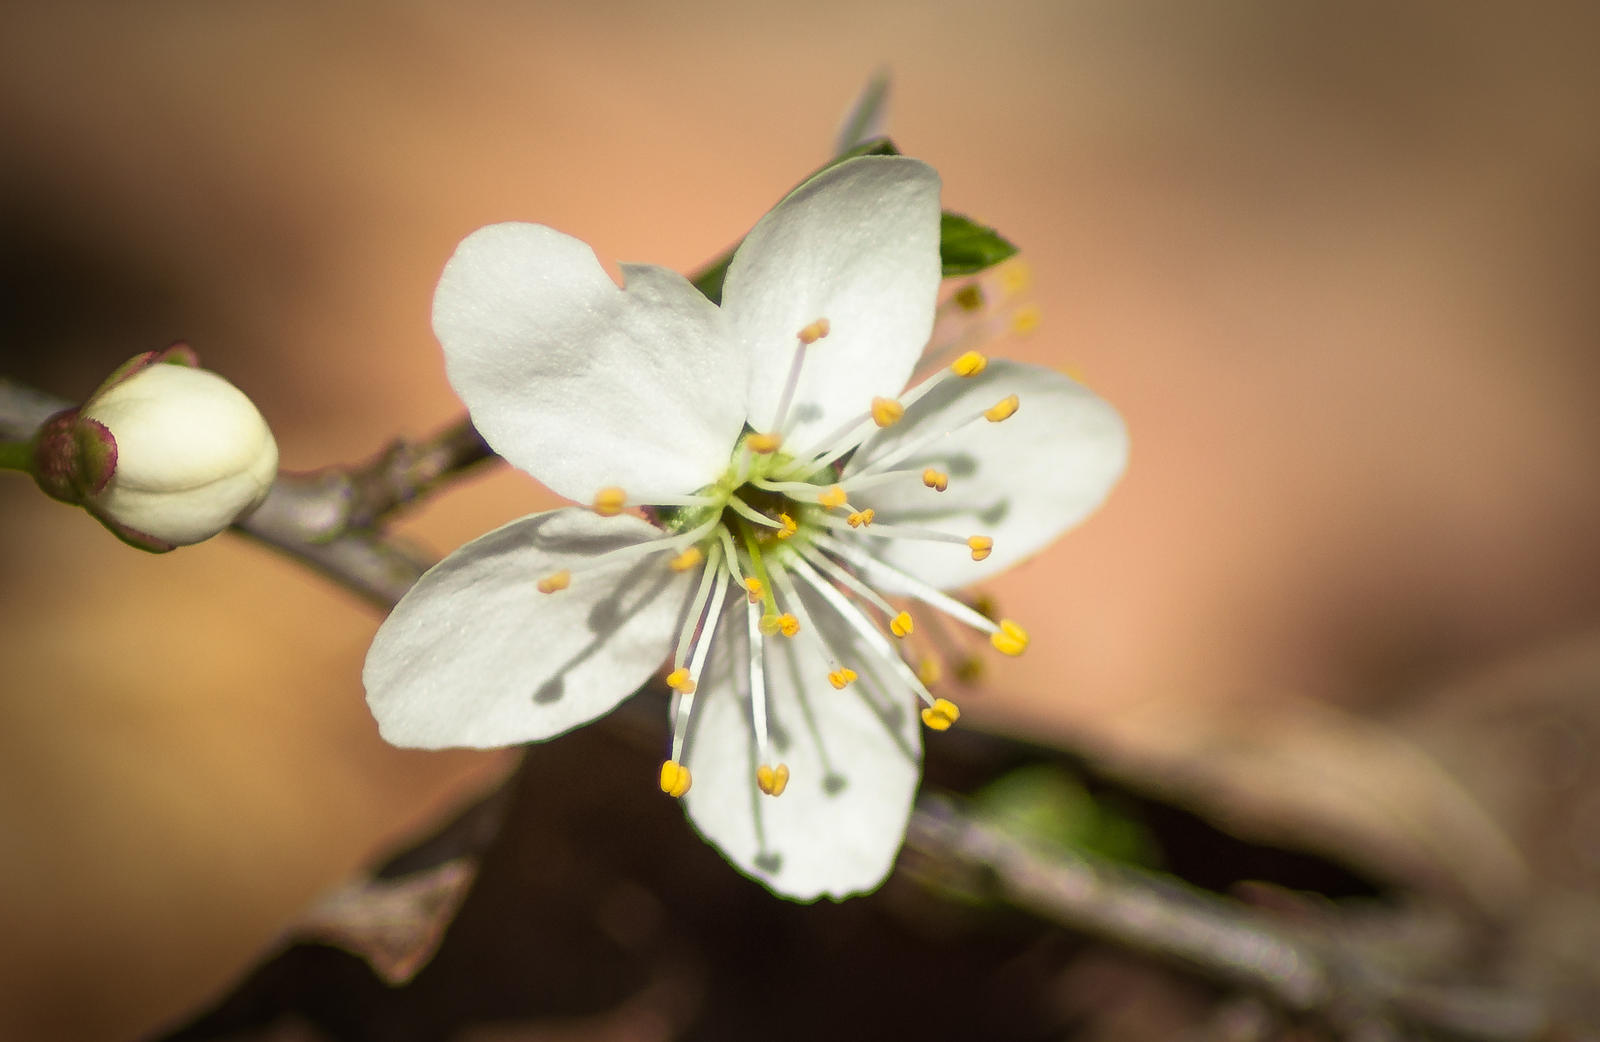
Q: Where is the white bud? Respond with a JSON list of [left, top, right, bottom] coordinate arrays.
[[81, 362, 278, 546]]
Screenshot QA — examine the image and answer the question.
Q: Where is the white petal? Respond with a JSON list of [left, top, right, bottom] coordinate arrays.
[[724, 156, 941, 455], [846, 360, 1128, 589], [681, 592, 922, 901], [363, 508, 692, 748], [433, 223, 746, 503]]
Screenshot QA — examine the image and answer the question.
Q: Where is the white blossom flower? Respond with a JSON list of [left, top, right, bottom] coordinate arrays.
[[76, 353, 277, 548], [363, 156, 1127, 900]]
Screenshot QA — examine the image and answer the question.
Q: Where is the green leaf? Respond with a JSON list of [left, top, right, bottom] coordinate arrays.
[[939, 211, 1018, 277], [972, 764, 1161, 868]]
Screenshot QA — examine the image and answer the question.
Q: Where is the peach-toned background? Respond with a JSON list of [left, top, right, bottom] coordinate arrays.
[[3, 2, 1599, 1038]]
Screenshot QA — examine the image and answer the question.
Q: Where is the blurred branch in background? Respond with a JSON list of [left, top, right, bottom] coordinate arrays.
[[5, 378, 1591, 1041]]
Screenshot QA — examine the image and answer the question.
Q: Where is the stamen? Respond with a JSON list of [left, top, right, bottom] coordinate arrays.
[[666, 667, 696, 694], [667, 566, 732, 765], [967, 535, 994, 561], [1010, 306, 1041, 335], [917, 657, 941, 685], [984, 395, 1020, 422], [592, 487, 627, 516], [671, 542, 726, 675], [789, 354, 988, 482], [659, 760, 692, 797], [890, 611, 914, 638], [794, 547, 903, 627], [759, 613, 800, 637], [756, 763, 791, 797], [870, 396, 905, 428], [818, 514, 968, 547], [952, 350, 988, 377], [847, 391, 1021, 480], [670, 546, 704, 572], [952, 284, 985, 312], [999, 260, 1032, 297], [744, 577, 765, 603], [746, 600, 772, 762], [920, 697, 961, 731], [747, 432, 783, 454], [726, 496, 785, 532], [770, 317, 830, 433], [789, 557, 943, 709], [922, 468, 949, 491], [846, 508, 875, 528], [817, 534, 1012, 642], [769, 560, 857, 686], [817, 485, 849, 510], [775, 513, 798, 540], [532, 518, 716, 596], [798, 318, 831, 344], [989, 619, 1030, 656]]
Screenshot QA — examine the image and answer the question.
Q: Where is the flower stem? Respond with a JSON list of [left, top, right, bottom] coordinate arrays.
[[0, 438, 33, 475]]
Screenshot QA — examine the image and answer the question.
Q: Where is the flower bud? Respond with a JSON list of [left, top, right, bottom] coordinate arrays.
[[34, 346, 278, 550]]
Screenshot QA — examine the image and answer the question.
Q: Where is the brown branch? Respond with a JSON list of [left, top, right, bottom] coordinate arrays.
[[2, 377, 494, 609], [906, 794, 1553, 1042]]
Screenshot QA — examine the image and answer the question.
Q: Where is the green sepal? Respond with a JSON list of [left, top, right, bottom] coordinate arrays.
[[28, 409, 85, 503], [95, 512, 177, 554], [85, 342, 199, 405], [939, 211, 1018, 277]]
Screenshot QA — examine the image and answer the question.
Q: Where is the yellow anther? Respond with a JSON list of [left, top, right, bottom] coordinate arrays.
[[847, 508, 875, 528], [917, 657, 942, 686], [777, 613, 800, 637], [956, 657, 985, 683], [776, 513, 798, 540], [999, 259, 1032, 297], [798, 318, 831, 344], [537, 570, 571, 594], [818, 485, 848, 509], [870, 396, 905, 428], [967, 536, 994, 562], [990, 619, 1030, 657], [920, 697, 961, 731], [593, 486, 627, 516], [748, 431, 783, 454], [666, 667, 696, 694], [921, 468, 949, 492], [951, 350, 989, 377], [1010, 305, 1042, 335], [889, 611, 914, 638], [953, 283, 985, 312], [659, 760, 692, 798], [827, 668, 858, 690], [744, 577, 765, 603], [669, 546, 704, 572], [756, 763, 791, 796], [984, 395, 1020, 423]]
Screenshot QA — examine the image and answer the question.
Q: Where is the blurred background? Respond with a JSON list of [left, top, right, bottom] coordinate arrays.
[[3, 1, 1599, 1038]]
